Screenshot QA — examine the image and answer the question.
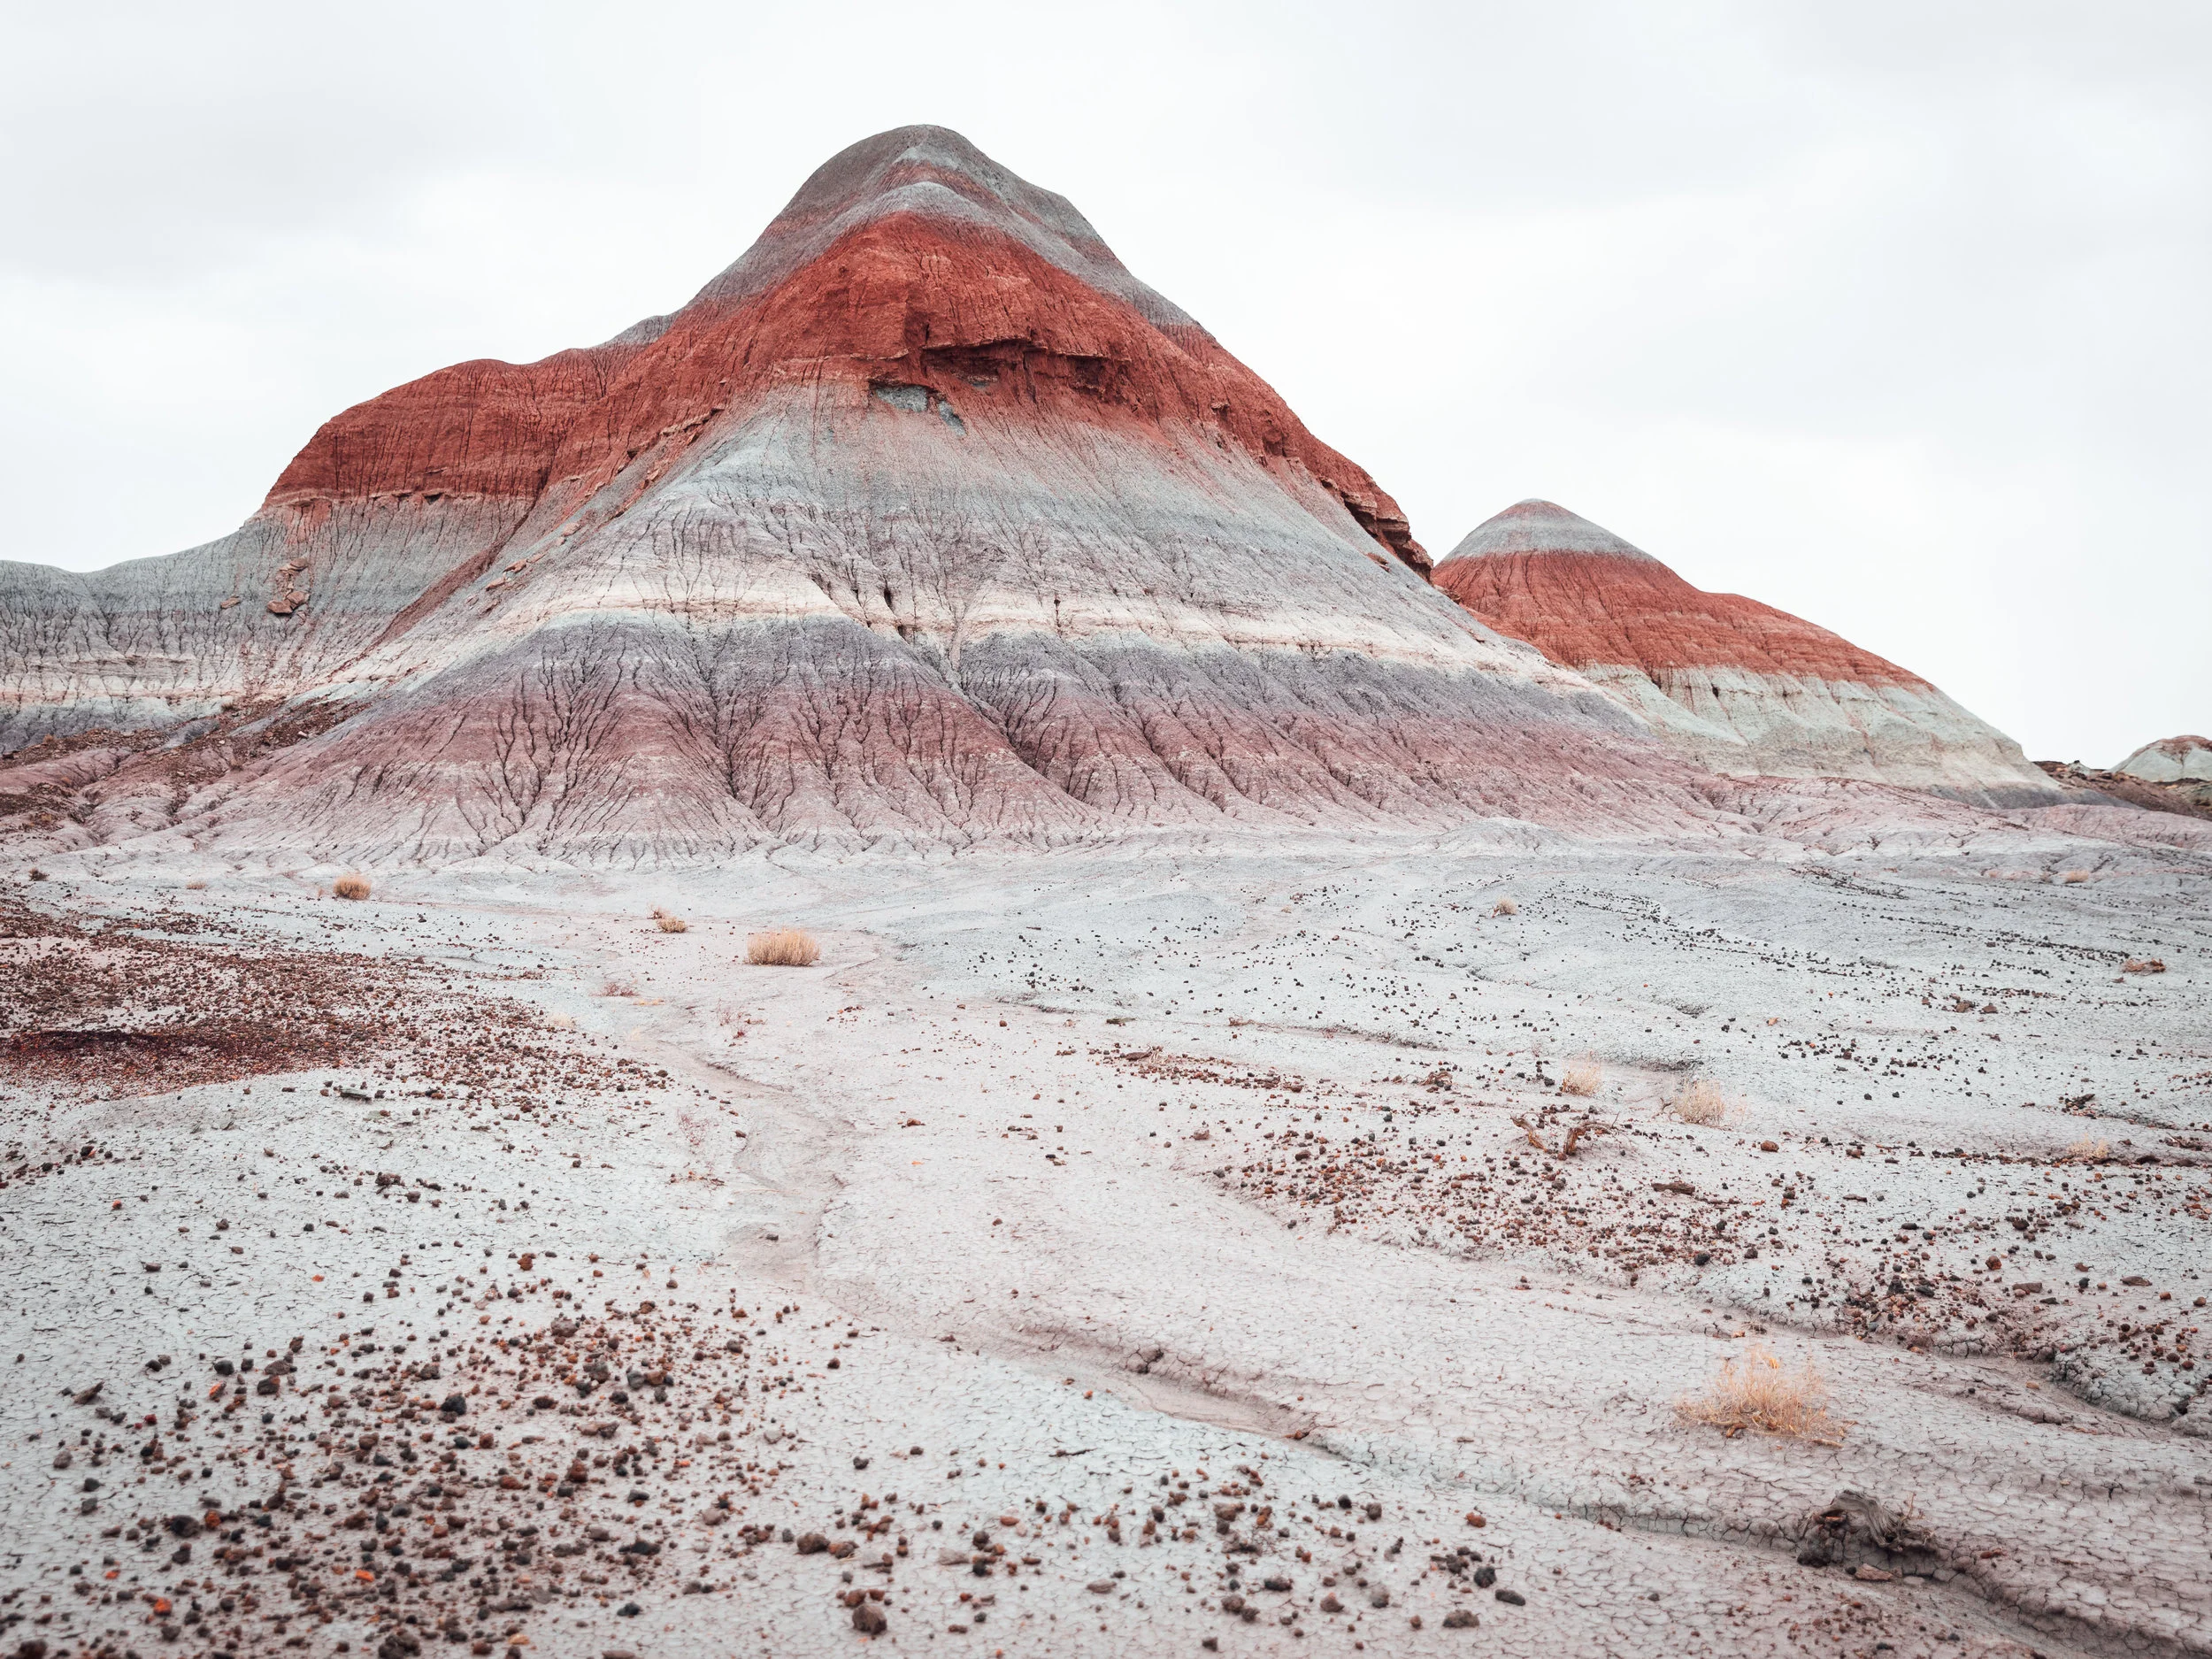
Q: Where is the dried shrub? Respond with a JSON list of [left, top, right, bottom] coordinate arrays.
[[1667, 1077, 1732, 1126], [747, 928, 821, 968], [597, 979, 638, 998], [1559, 1120, 1605, 1156], [2061, 869, 2092, 884], [1510, 1111, 1606, 1158], [2122, 957, 2166, 974], [184, 879, 207, 891], [2064, 1136, 2109, 1162], [332, 873, 372, 901], [1680, 1346, 1840, 1442], [1560, 1057, 1602, 1098], [1491, 897, 1518, 917], [651, 910, 688, 933]]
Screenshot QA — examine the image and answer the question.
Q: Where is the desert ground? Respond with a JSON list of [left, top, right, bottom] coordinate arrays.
[[4, 813, 2208, 1659]]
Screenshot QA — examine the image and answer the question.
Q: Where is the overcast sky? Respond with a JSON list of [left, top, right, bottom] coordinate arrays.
[[5, 1, 2205, 764]]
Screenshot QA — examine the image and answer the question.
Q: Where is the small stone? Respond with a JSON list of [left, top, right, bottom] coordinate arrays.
[[1494, 1588, 1525, 1606], [1443, 1609, 1479, 1629], [795, 1532, 830, 1555], [1854, 1564, 1894, 1582], [1367, 1588, 1390, 1609], [1263, 1575, 1292, 1593], [852, 1602, 887, 1634], [1319, 1594, 1343, 1614], [1219, 1594, 1245, 1613], [1088, 1579, 1117, 1594]]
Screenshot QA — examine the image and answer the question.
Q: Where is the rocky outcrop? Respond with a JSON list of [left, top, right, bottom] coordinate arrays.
[[2038, 754, 2212, 822], [1, 129, 1726, 861], [2116, 735, 2212, 786], [1433, 500, 2060, 806]]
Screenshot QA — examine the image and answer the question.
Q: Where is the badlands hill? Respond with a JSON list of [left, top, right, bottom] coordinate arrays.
[[0, 128, 1727, 863], [1434, 500, 2059, 806], [2118, 734, 2212, 786]]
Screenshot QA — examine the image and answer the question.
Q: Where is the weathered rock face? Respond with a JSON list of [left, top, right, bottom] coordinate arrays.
[[2116, 735, 2212, 786], [0, 129, 1721, 861], [1433, 500, 2060, 806]]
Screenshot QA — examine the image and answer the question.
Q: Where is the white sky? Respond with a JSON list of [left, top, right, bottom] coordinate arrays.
[[4, 1, 2206, 765]]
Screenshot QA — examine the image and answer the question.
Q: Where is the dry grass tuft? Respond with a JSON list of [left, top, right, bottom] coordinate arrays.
[[332, 872, 372, 901], [2062, 869, 2092, 885], [746, 927, 821, 968], [1680, 1345, 1840, 1442], [1491, 897, 1518, 917], [184, 879, 207, 891], [1667, 1077, 1732, 1126], [2122, 957, 2166, 974], [650, 909, 688, 933], [2064, 1136, 2109, 1162], [597, 978, 639, 998], [1560, 1056, 1603, 1098]]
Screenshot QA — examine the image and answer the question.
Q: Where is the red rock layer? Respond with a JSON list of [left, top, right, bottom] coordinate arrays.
[[1435, 511, 1923, 687], [261, 140, 1424, 574], [265, 343, 648, 510]]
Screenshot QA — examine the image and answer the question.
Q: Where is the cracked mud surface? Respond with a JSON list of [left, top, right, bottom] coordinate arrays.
[[3, 830, 2208, 1658]]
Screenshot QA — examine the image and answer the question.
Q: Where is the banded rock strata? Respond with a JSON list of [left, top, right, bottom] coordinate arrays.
[[0, 128, 1724, 861], [1434, 500, 2060, 806]]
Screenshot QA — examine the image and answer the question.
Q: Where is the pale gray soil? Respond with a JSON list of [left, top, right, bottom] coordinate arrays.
[[4, 821, 2208, 1658]]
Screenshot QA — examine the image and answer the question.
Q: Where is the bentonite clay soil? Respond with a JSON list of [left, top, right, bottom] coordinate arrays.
[[2, 828, 2208, 1659]]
